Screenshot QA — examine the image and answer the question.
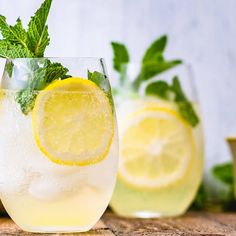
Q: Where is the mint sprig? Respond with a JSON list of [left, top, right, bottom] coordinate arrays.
[[111, 35, 199, 127], [0, 0, 52, 58], [111, 35, 182, 89], [0, 0, 71, 114], [134, 35, 182, 89]]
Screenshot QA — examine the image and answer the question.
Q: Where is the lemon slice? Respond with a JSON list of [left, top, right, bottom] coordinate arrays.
[[32, 78, 114, 166], [119, 106, 194, 189]]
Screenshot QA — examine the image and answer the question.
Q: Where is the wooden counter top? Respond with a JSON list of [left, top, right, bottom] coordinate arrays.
[[0, 210, 236, 235]]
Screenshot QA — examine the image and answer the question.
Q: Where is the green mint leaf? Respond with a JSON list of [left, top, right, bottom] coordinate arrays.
[[0, 40, 34, 58], [15, 59, 70, 114], [191, 184, 208, 210], [5, 60, 14, 77], [146, 80, 170, 99], [212, 163, 234, 186], [0, 16, 28, 48], [142, 60, 182, 80], [171, 76, 187, 100], [142, 35, 167, 63], [111, 42, 129, 72], [177, 101, 199, 127], [171, 76, 199, 127], [27, 0, 52, 57], [211, 162, 235, 207], [133, 60, 182, 89], [130, 35, 182, 89], [88, 70, 114, 110], [15, 89, 37, 115], [44, 61, 70, 84]]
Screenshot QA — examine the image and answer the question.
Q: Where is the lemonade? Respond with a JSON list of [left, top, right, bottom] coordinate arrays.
[[0, 58, 118, 232], [0, 0, 119, 233], [110, 98, 204, 217], [109, 37, 204, 217]]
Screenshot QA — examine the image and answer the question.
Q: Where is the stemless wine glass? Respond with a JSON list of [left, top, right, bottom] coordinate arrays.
[[110, 63, 204, 218], [0, 58, 118, 233]]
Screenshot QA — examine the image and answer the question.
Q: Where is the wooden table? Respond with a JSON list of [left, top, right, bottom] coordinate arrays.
[[0, 210, 236, 236]]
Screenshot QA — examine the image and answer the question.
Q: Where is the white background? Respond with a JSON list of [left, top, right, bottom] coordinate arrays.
[[0, 0, 236, 169]]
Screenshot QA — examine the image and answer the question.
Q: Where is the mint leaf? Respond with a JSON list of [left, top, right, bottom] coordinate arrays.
[[142, 35, 167, 63], [111, 42, 129, 72], [131, 36, 182, 89], [191, 184, 208, 210], [0, 0, 52, 58], [177, 101, 199, 126], [171, 76, 199, 127], [191, 162, 235, 210], [211, 162, 235, 206], [0, 40, 34, 58], [139, 59, 182, 81], [27, 0, 52, 57], [44, 61, 70, 84], [15, 59, 70, 114], [212, 163, 234, 185], [5, 60, 14, 77], [146, 80, 170, 99], [171, 76, 187, 101], [88, 70, 114, 110], [0, 0, 71, 115], [0, 16, 28, 48], [15, 89, 37, 115]]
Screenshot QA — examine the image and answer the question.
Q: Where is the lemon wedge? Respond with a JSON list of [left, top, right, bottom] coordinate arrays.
[[32, 78, 114, 166], [119, 106, 194, 189]]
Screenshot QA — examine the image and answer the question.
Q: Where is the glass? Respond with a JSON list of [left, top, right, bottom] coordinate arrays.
[[0, 58, 118, 233], [109, 63, 204, 218]]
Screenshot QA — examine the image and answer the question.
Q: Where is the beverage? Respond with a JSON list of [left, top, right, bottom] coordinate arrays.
[[110, 97, 203, 217], [0, 0, 118, 232], [109, 37, 204, 218], [0, 58, 118, 232]]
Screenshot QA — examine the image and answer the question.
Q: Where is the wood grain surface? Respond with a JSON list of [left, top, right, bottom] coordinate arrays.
[[0, 210, 236, 236]]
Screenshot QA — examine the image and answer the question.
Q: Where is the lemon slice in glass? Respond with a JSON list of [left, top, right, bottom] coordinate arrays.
[[32, 78, 114, 166], [119, 106, 194, 189]]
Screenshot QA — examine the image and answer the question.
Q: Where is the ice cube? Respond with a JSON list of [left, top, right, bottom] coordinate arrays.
[[28, 172, 84, 201]]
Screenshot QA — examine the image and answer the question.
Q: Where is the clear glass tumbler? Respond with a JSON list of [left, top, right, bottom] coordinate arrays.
[[110, 63, 204, 218], [0, 58, 118, 233]]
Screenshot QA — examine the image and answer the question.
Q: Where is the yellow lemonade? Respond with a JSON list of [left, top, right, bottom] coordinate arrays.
[[0, 78, 118, 232], [110, 97, 204, 217]]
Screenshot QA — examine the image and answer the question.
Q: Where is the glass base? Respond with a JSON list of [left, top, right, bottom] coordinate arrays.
[[132, 211, 162, 218], [114, 210, 185, 219], [18, 223, 94, 233]]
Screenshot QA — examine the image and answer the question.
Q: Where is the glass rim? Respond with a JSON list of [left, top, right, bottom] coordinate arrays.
[[1, 57, 110, 91], [4, 57, 105, 62]]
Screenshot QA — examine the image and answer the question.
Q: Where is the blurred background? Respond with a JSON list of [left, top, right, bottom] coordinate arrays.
[[0, 0, 236, 170]]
